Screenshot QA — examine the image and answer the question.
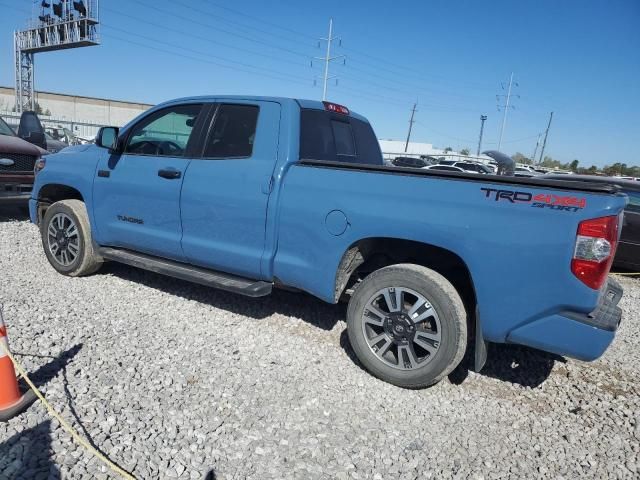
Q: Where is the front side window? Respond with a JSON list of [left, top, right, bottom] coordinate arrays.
[[125, 104, 202, 157], [204, 104, 259, 158]]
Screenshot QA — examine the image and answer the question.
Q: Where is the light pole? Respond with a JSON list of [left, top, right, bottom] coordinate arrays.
[[477, 114, 487, 156]]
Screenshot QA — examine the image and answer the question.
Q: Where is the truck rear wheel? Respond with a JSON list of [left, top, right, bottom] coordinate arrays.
[[41, 199, 102, 277], [347, 264, 467, 388]]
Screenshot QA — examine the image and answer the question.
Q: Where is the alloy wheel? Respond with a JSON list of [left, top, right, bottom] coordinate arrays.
[[47, 212, 80, 267], [361, 286, 442, 370]]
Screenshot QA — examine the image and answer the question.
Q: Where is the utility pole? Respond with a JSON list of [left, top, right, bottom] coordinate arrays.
[[538, 111, 554, 164], [531, 133, 541, 165], [404, 103, 417, 152], [497, 72, 519, 151], [477, 114, 487, 156], [314, 18, 344, 101]]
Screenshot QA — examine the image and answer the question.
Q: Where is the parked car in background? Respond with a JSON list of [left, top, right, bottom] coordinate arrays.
[[514, 166, 542, 177], [0, 115, 47, 206], [44, 132, 68, 153], [7, 115, 78, 154], [45, 125, 87, 147], [28, 96, 627, 388], [543, 173, 640, 270], [424, 164, 468, 173], [392, 156, 428, 168], [450, 161, 492, 174]]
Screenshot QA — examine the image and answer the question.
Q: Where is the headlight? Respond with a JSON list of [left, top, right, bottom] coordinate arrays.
[[34, 157, 46, 174]]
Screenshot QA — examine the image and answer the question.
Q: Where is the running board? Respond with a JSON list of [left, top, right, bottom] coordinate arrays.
[[98, 247, 272, 297]]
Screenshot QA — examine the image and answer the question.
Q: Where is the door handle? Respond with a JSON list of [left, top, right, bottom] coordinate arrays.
[[158, 169, 182, 179]]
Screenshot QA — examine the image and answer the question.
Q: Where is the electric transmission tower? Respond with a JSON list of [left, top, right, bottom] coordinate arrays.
[[14, 0, 100, 113], [496, 72, 519, 151], [312, 18, 345, 101]]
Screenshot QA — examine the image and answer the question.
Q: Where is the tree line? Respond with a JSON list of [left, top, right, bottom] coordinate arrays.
[[511, 152, 638, 177]]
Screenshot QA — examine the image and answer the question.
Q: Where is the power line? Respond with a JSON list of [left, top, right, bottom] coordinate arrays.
[[197, 0, 495, 92], [103, 7, 306, 69], [196, 0, 316, 42], [127, 0, 495, 101], [102, 6, 475, 112], [101, 31, 312, 88], [128, 0, 312, 59]]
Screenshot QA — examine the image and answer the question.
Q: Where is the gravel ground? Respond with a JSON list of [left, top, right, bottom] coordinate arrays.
[[0, 207, 639, 480]]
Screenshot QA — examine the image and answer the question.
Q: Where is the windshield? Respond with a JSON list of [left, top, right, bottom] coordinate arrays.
[[0, 117, 16, 137]]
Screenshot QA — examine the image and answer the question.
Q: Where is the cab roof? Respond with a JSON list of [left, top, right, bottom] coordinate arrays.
[[155, 96, 369, 122]]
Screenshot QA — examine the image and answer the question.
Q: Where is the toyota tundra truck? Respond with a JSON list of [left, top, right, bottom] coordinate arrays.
[[28, 96, 626, 388]]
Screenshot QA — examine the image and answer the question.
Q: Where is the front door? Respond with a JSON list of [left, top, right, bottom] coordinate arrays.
[[93, 103, 203, 261], [180, 101, 281, 279]]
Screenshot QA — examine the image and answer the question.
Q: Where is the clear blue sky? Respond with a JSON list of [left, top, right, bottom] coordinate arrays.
[[0, 0, 638, 167]]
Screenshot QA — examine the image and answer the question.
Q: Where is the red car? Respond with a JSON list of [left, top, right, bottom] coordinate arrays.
[[0, 114, 48, 206]]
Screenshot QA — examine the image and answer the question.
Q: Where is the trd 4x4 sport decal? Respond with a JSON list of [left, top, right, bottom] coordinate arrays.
[[480, 187, 586, 212]]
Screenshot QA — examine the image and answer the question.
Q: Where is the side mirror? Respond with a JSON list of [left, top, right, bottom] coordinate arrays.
[[96, 127, 119, 151]]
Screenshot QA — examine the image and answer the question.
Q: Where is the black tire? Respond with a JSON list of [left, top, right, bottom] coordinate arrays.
[[347, 264, 467, 388], [40, 199, 102, 277]]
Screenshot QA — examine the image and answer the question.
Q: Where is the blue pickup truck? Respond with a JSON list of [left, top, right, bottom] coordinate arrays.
[[29, 96, 626, 388]]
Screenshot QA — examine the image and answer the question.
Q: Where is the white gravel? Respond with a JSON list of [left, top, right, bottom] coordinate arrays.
[[1, 207, 639, 479]]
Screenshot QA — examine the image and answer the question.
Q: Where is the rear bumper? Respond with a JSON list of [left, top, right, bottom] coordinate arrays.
[[506, 278, 623, 361]]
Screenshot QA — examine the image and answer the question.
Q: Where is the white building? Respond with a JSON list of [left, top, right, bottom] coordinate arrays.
[[0, 85, 152, 135]]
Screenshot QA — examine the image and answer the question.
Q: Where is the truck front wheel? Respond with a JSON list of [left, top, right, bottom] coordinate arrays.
[[40, 199, 102, 277], [347, 264, 467, 388]]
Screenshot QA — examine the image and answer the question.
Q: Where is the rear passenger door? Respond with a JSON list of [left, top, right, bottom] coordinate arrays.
[[180, 101, 281, 279]]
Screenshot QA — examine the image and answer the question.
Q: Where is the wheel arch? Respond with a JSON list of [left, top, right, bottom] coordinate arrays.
[[334, 237, 477, 312], [36, 183, 85, 223]]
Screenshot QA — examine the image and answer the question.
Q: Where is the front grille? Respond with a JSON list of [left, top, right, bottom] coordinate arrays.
[[0, 153, 37, 173]]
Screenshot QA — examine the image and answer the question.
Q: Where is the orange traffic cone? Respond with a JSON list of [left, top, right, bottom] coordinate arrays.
[[0, 308, 36, 421]]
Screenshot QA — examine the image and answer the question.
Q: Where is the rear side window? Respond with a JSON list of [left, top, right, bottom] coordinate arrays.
[[204, 104, 259, 158], [300, 109, 382, 165], [331, 120, 356, 156], [625, 191, 640, 213]]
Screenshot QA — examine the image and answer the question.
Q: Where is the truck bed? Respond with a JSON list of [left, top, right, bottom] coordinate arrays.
[[299, 159, 621, 194]]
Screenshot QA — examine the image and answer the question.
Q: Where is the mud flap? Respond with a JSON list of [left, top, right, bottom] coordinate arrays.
[[473, 305, 488, 372]]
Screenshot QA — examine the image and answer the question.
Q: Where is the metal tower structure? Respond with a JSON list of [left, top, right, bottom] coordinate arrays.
[[313, 19, 345, 101], [14, 0, 100, 113]]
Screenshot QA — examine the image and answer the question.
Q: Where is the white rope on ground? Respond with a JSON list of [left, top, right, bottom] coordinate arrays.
[[0, 342, 136, 480]]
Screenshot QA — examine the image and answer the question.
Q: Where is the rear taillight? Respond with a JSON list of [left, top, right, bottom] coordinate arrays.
[[571, 215, 619, 289]]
